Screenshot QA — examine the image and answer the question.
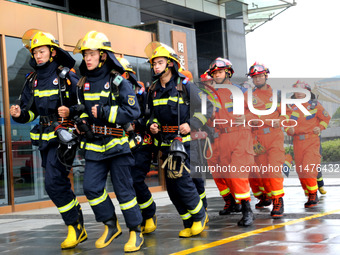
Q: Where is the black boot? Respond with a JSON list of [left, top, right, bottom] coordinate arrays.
[[124, 225, 144, 253], [219, 194, 239, 215], [95, 215, 122, 249], [255, 194, 272, 209], [305, 192, 319, 208], [271, 197, 284, 219], [237, 200, 254, 227]]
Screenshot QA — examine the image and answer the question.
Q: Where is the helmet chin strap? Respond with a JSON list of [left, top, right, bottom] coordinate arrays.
[[97, 50, 106, 68], [152, 60, 170, 80]]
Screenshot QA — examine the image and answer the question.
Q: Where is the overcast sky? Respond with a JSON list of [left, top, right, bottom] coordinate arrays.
[[246, 0, 340, 79]]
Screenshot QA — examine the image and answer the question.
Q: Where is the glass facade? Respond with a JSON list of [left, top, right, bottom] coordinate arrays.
[[6, 36, 48, 203], [0, 40, 6, 205], [0, 40, 160, 207]]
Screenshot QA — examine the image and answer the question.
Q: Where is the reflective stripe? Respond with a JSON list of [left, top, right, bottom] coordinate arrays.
[[120, 197, 138, 211], [320, 121, 328, 129], [58, 199, 79, 213], [306, 184, 318, 192], [88, 190, 108, 207], [34, 89, 58, 97], [30, 131, 56, 141], [160, 134, 191, 147], [28, 110, 35, 122], [259, 186, 265, 191], [168, 96, 184, 104], [291, 111, 299, 120], [199, 191, 206, 200], [84, 93, 101, 101], [306, 109, 317, 116], [108, 106, 118, 123], [180, 212, 192, 220], [284, 161, 292, 168], [265, 103, 272, 109], [80, 113, 89, 118], [234, 191, 250, 200], [153, 97, 184, 106], [101, 91, 110, 97], [225, 102, 233, 109], [266, 192, 272, 197], [80, 137, 128, 152], [139, 197, 154, 210], [220, 188, 230, 196], [193, 112, 207, 125], [253, 191, 262, 197], [271, 189, 284, 197], [65, 91, 69, 98], [188, 199, 203, 215], [317, 177, 323, 182]]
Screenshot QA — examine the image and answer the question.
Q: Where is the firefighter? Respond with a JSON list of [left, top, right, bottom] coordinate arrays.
[[286, 80, 331, 207], [72, 31, 143, 252], [200, 70, 241, 215], [247, 62, 286, 219], [206, 57, 265, 226], [117, 56, 157, 234], [10, 29, 85, 249], [144, 41, 211, 238]]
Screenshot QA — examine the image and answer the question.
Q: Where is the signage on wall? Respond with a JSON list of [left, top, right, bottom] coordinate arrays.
[[171, 30, 188, 71]]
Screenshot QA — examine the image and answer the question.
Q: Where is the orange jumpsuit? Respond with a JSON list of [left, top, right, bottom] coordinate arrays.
[[286, 101, 330, 194], [249, 85, 288, 199], [211, 84, 264, 202]]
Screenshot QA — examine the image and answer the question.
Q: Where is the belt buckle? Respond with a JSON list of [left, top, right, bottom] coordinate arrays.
[[299, 135, 305, 140], [224, 128, 228, 133], [104, 126, 107, 135]]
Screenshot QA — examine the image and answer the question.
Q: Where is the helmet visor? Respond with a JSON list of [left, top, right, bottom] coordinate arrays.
[[209, 59, 229, 70], [73, 38, 111, 54], [249, 65, 267, 76]]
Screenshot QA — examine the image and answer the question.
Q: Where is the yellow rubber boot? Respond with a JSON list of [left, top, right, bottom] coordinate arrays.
[[319, 186, 327, 195], [95, 218, 122, 249], [179, 228, 192, 238], [124, 226, 144, 253], [142, 215, 157, 234], [61, 222, 87, 249], [191, 212, 208, 236]]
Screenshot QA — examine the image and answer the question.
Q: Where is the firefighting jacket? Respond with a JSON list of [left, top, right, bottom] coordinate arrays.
[[286, 100, 331, 135], [147, 74, 213, 146], [77, 62, 140, 160], [12, 61, 78, 150]]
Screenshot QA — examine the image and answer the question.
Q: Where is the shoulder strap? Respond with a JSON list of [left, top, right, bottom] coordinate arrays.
[[19, 72, 37, 110], [176, 77, 189, 105]]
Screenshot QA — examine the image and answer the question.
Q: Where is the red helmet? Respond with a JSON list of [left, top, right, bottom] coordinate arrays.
[[247, 62, 270, 77], [200, 70, 212, 81], [208, 57, 234, 78], [292, 80, 311, 91]]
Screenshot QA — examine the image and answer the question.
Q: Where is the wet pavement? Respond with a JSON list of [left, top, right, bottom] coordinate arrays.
[[1, 175, 340, 255]]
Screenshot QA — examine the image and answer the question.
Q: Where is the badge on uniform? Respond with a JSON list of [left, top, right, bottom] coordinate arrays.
[[323, 110, 329, 117], [84, 83, 90, 91], [128, 95, 136, 106], [34, 80, 38, 87], [104, 82, 110, 90], [53, 78, 58, 86]]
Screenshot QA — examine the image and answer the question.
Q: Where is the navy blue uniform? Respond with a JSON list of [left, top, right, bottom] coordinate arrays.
[[12, 60, 81, 225], [77, 62, 142, 228], [148, 74, 211, 228], [130, 90, 156, 220]]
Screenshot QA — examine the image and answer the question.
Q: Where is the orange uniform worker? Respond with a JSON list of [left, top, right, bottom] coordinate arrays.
[[286, 80, 331, 208], [207, 57, 265, 226], [247, 62, 288, 219], [200, 70, 240, 215]]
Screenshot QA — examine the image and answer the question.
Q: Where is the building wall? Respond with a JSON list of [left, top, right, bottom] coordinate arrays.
[[107, 0, 141, 27]]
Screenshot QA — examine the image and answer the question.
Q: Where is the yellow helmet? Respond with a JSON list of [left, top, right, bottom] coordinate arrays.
[[73, 31, 114, 54], [116, 57, 136, 74], [144, 41, 180, 68], [22, 29, 59, 52]]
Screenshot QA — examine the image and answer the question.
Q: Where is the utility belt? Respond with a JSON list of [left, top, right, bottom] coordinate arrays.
[[91, 125, 125, 137], [252, 127, 281, 135], [294, 133, 318, 141], [162, 125, 178, 133], [218, 126, 250, 134], [39, 115, 72, 127]]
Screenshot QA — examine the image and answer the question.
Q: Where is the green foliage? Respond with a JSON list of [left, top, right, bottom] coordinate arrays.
[[285, 139, 340, 163], [332, 106, 340, 119], [321, 139, 340, 162]]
